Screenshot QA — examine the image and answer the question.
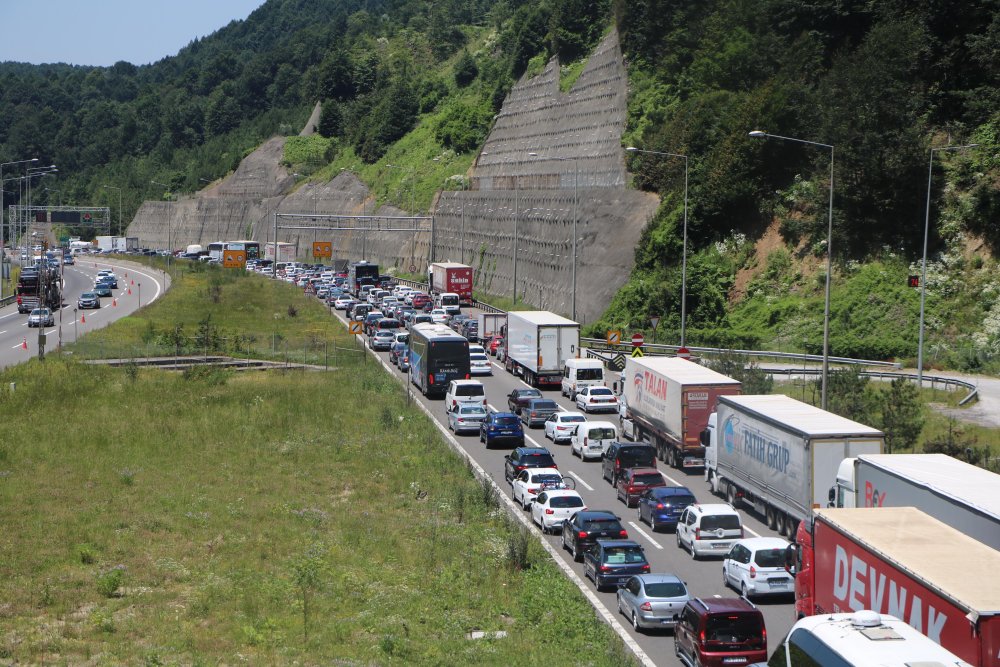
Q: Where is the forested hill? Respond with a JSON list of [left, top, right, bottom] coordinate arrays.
[[2, 0, 999, 368]]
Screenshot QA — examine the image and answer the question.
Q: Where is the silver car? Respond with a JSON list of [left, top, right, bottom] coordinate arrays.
[[448, 404, 488, 434], [616, 574, 690, 632], [27, 307, 55, 328]]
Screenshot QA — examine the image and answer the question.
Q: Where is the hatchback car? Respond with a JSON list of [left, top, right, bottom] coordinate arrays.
[[27, 307, 55, 327], [616, 467, 666, 507], [531, 489, 586, 534], [511, 467, 565, 509], [369, 329, 395, 350], [544, 411, 587, 443], [561, 510, 628, 562], [488, 335, 504, 355], [575, 386, 620, 413], [617, 574, 691, 633], [389, 341, 407, 366], [429, 308, 449, 324], [77, 291, 101, 309], [636, 486, 697, 532], [503, 447, 557, 483], [521, 398, 560, 428], [469, 352, 492, 376], [722, 537, 794, 599], [676, 504, 744, 560], [583, 539, 651, 591], [479, 412, 524, 448], [448, 404, 488, 434], [673, 597, 767, 667]]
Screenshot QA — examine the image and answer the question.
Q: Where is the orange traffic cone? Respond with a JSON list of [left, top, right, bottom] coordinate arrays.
[[131, 279, 134, 285], [80, 313, 86, 323], [127, 287, 132, 295], [21, 337, 27, 350], [112, 298, 117, 307]]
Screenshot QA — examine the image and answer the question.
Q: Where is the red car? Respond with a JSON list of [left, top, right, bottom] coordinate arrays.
[[488, 335, 504, 356]]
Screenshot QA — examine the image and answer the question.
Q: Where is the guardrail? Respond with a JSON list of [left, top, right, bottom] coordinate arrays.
[[764, 367, 979, 406], [0, 294, 15, 308], [393, 277, 505, 314]]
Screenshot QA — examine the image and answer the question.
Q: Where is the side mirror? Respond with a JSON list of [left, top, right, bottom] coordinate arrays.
[[827, 486, 836, 504]]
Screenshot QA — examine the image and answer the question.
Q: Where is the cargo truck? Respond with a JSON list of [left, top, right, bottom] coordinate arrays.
[[704, 394, 884, 536], [429, 262, 473, 305], [348, 261, 380, 295], [96, 235, 114, 252], [790, 507, 1000, 666], [503, 311, 579, 387], [833, 453, 1000, 551], [476, 312, 505, 343], [621, 357, 741, 470], [112, 237, 139, 253]]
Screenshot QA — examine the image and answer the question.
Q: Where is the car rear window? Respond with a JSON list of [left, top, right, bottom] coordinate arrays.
[[455, 385, 485, 397], [460, 406, 486, 416], [705, 614, 764, 645], [633, 473, 664, 486], [588, 427, 616, 439], [653, 491, 695, 506], [618, 447, 656, 468], [470, 354, 489, 361], [583, 518, 622, 532], [753, 548, 787, 568], [531, 473, 562, 485], [495, 417, 520, 426], [645, 582, 687, 598], [700, 514, 742, 531], [589, 387, 614, 396], [549, 496, 585, 509], [604, 546, 646, 564], [561, 415, 586, 423], [533, 400, 559, 410], [523, 454, 555, 467]]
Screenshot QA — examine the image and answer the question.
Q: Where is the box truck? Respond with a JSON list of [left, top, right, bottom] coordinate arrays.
[[833, 453, 1000, 550], [791, 507, 1000, 666], [503, 311, 579, 387], [429, 262, 473, 305], [621, 357, 741, 470], [96, 235, 114, 252], [704, 394, 884, 536], [112, 237, 138, 253], [476, 312, 505, 344]]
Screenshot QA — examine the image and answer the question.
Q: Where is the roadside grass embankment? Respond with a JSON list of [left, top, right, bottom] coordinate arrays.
[[0, 262, 635, 664]]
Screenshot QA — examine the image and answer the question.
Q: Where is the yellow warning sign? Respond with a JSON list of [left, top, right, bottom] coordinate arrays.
[[349, 321, 363, 335], [223, 250, 246, 268], [631, 346, 644, 358], [313, 241, 332, 258], [607, 330, 621, 346]]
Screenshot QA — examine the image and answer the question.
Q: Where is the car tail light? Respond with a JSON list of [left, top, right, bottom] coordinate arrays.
[[599, 565, 612, 572], [578, 531, 588, 539], [641, 564, 650, 572], [694, 528, 701, 541], [749, 565, 757, 579], [583, 437, 588, 446], [656, 503, 664, 509], [741, 528, 745, 538], [618, 529, 628, 537], [528, 488, 539, 495], [640, 602, 652, 611], [545, 509, 555, 515], [699, 629, 705, 646], [530, 411, 537, 418]]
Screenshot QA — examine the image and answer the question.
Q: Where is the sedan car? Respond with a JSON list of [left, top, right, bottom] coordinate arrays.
[[722, 537, 794, 599], [448, 404, 488, 434], [616, 574, 691, 632], [333, 296, 355, 310], [92, 283, 113, 298], [369, 329, 395, 350], [77, 291, 101, 309], [544, 411, 587, 443], [636, 486, 697, 532], [389, 341, 407, 366], [488, 335, 504, 356], [575, 386, 620, 413], [27, 307, 55, 327], [583, 539, 651, 591], [511, 467, 565, 510], [429, 308, 449, 324], [398, 351, 410, 373], [531, 489, 586, 534], [520, 398, 561, 428], [469, 352, 493, 376]]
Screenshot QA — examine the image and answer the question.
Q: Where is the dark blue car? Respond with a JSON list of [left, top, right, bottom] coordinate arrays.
[[583, 539, 650, 591], [479, 411, 524, 449], [635, 486, 696, 532]]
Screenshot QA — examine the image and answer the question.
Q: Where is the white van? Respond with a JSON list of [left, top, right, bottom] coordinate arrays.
[[570, 420, 619, 461], [561, 358, 605, 399]]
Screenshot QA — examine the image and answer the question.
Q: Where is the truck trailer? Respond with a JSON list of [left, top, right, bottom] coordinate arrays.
[[476, 312, 505, 344], [704, 394, 884, 536], [429, 262, 473, 305], [621, 357, 741, 470], [503, 311, 579, 387], [833, 453, 1000, 550], [792, 507, 1000, 666]]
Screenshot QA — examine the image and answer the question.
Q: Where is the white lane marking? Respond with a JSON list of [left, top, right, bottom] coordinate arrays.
[[627, 522, 664, 549], [743, 525, 761, 538], [661, 471, 685, 486], [0, 312, 18, 321], [566, 470, 594, 491], [0, 330, 6, 335]]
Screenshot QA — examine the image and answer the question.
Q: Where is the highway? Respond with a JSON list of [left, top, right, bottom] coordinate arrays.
[[0, 255, 167, 370], [327, 300, 796, 666]]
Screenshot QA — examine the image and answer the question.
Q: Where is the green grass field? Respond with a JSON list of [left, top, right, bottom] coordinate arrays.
[[0, 261, 634, 664]]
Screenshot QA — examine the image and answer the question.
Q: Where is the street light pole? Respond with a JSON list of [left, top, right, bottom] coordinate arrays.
[[103, 185, 122, 235], [918, 143, 979, 386], [626, 146, 689, 345], [528, 152, 579, 319], [0, 158, 39, 300], [750, 130, 835, 410]]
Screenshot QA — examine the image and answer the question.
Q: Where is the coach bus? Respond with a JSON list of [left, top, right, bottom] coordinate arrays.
[[408, 323, 471, 397]]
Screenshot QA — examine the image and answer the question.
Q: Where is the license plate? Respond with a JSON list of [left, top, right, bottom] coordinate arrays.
[[713, 542, 732, 549]]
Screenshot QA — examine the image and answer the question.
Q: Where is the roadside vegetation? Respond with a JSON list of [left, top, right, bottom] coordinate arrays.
[[0, 263, 634, 664]]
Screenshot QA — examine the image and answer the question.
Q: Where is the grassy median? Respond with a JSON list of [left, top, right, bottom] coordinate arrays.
[[0, 263, 634, 665]]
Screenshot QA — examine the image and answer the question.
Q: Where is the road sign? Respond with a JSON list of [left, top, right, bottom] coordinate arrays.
[[631, 332, 644, 348], [677, 346, 691, 360], [349, 321, 363, 335], [313, 241, 332, 258], [223, 250, 246, 268], [650, 316, 660, 331], [607, 330, 621, 346], [631, 346, 644, 358], [908, 275, 920, 288], [409, 264, 417, 273]]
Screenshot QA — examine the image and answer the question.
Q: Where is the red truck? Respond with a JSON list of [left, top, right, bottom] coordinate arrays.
[[791, 507, 1000, 666], [429, 262, 473, 305]]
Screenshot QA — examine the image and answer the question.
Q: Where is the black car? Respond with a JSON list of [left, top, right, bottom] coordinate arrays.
[[636, 486, 697, 532], [507, 388, 542, 415], [521, 398, 561, 428], [561, 510, 629, 562], [480, 411, 524, 448], [583, 539, 651, 591], [602, 442, 657, 486], [503, 446, 557, 483]]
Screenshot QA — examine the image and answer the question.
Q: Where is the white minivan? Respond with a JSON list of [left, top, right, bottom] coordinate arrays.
[[561, 358, 605, 399], [570, 420, 619, 461]]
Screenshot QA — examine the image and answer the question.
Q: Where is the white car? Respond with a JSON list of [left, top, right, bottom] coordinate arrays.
[[430, 308, 448, 324], [543, 411, 587, 443], [444, 379, 486, 414], [27, 307, 55, 327], [676, 504, 744, 560], [575, 386, 620, 413], [469, 353, 493, 376], [531, 489, 586, 533], [722, 537, 794, 599], [448, 404, 488, 434], [468, 344, 486, 356], [333, 296, 354, 310], [511, 467, 565, 510]]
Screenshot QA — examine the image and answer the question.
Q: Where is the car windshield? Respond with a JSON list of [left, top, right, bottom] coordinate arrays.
[[753, 548, 787, 568], [81, 293, 96, 298], [644, 582, 687, 598], [561, 415, 586, 423], [705, 614, 764, 645], [583, 518, 621, 532], [603, 546, 646, 564], [549, 496, 584, 508], [531, 473, 563, 485], [633, 473, 664, 486], [494, 417, 519, 426], [455, 385, 484, 397], [588, 427, 616, 439], [589, 387, 613, 396], [701, 515, 742, 531], [532, 400, 559, 410]]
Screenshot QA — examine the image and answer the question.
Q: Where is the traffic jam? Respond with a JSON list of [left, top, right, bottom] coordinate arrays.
[[249, 256, 999, 667]]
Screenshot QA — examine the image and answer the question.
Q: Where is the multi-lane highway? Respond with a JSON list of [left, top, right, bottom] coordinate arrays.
[[0, 255, 168, 370], [327, 299, 796, 666]]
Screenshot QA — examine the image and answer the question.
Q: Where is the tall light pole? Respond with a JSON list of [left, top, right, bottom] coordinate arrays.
[[0, 157, 39, 299], [528, 152, 579, 320], [151, 180, 173, 267], [918, 143, 979, 386], [626, 146, 689, 346], [103, 185, 122, 235], [750, 130, 835, 410], [44, 187, 62, 207]]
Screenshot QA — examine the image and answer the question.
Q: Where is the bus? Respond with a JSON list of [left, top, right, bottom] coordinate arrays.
[[408, 323, 471, 397], [226, 240, 261, 261], [348, 261, 380, 295]]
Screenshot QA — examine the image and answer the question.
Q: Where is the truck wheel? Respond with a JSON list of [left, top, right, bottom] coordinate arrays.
[[766, 506, 777, 530], [709, 472, 721, 496], [775, 511, 788, 536], [726, 483, 738, 507]]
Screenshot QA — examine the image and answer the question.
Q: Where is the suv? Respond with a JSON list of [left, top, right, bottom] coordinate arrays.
[[602, 442, 657, 487], [444, 379, 487, 414], [560, 510, 628, 562], [583, 539, 651, 591], [503, 447, 557, 483], [480, 411, 524, 448], [673, 597, 767, 667], [615, 467, 666, 507], [676, 504, 744, 560]]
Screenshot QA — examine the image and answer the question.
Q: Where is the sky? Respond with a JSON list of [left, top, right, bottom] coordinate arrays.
[[0, 1, 266, 67]]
